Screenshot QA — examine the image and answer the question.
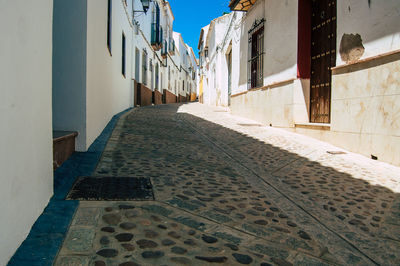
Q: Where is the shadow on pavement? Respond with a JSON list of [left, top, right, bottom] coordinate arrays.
[[91, 103, 400, 265], [8, 103, 400, 266]]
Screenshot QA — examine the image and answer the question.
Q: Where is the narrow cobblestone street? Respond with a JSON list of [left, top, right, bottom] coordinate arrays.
[[56, 103, 400, 266]]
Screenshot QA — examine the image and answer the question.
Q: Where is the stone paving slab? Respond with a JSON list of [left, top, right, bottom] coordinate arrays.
[[55, 103, 400, 265]]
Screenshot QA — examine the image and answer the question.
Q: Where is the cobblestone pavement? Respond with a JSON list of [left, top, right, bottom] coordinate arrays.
[[56, 103, 400, 266]]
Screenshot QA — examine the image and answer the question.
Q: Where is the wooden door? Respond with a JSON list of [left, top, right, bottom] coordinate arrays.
[[310, 0, 336, 123]]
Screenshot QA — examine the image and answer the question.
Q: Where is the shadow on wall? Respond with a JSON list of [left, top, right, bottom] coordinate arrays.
[[238, 4, 298, 88], [101, 103, 399, 265], [239, 22, 275, 88]]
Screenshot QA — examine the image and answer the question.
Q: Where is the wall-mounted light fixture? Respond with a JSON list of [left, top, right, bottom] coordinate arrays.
[[134, 0, 151, 14]]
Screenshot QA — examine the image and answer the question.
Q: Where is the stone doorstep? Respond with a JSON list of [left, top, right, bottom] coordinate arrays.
[[295, 123, 331, 131], [53, 131, 78, 170]]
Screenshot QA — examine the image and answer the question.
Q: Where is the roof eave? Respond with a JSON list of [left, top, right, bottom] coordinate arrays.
[[198, 29, 204, 50], [229, 0, 257, 12], [229, 0, 240, 10]]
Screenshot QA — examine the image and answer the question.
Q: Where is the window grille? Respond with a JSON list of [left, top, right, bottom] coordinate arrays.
[[107, 0, 112, 54], [150, 59, 153, 89], [155, 63, 159, 91], [151, 4, 161, 45], [142, 50, 148, 85], [122, 33, 126, 77], [248, 18, 265, 89]]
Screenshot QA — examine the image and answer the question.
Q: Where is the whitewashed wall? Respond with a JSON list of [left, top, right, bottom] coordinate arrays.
[[189, 47, 198, 97], [132, 0, 182, 96], [230, 0, 300, 126], [201, 13, 243, 107], [203, 14, 231, 106], [174, 33, 183, 96], [53, 0, 88, 150], [207, 19, 220, 106], [198, 25, 209, 103], [169, 32, 181, 95], [230, 13, 242, 97], [218, 13, 241, 107], [173, 32, 186, 97], [86, 0, 133, 148], [328, 0, 400, 165], [236, 0, 298, 93], [229, 0, 400, 165], [54, 0, 134, 151], [337, 0, 400, 66], [206, 38, 216, 106], [0, 1, 53, 264], [132, 0, 155, 88]]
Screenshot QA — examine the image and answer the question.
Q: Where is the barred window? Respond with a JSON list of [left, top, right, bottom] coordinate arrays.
[[151, 4, 161, 46], [122, 32, 126, 77], [248, 19, 265, 89], [107, 0, 112, 55], [155, 63, 159, 91], [142, 50, 147, 85], [150, 59, 153, 90]]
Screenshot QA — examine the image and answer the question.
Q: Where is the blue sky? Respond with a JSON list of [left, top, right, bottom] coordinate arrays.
[[168, 0, 230, 57]]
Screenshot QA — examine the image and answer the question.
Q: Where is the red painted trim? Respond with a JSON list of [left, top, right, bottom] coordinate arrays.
[[297, 0, 311, 79]]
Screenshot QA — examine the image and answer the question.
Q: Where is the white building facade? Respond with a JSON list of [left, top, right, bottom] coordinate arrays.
[[53, 0, 197, 150], [53, 0, 134, 151], [172, 32, 198, 102], [198, 13, 242, 107], [188, 46, 199, 101], [132, 0, 197, 105], [1, 0, 197, 263], [198, 25, 210, 104], [201, 0, 400, 166]]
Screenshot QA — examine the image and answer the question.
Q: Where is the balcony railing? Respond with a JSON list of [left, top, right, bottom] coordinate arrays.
[[151, 23, 162, 50], [169, 38, 175, 55], [160, 27, 163, 46], [161, 39, 168, 58]]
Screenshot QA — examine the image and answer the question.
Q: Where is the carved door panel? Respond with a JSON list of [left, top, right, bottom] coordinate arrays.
[[310, 0, 336, 123]]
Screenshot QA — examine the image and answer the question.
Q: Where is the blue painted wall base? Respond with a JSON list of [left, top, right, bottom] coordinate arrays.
[[8, 108, 131, 266]]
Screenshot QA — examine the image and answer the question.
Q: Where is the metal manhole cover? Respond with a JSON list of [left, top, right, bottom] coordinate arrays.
[[66, 176, 154, 201]]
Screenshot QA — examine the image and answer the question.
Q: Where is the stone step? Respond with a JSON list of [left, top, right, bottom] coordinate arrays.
[[53, 131, 78, 170]]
